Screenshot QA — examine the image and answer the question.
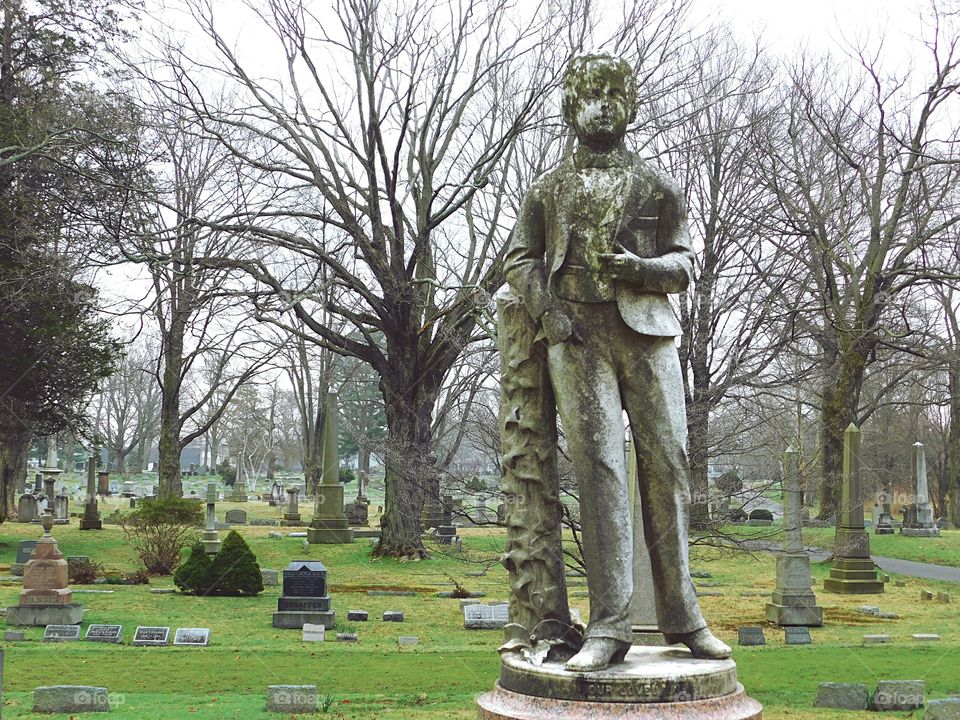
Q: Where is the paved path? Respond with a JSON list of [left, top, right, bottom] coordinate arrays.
[[745, 540, 960, 583], [872, 556, 960, 584]]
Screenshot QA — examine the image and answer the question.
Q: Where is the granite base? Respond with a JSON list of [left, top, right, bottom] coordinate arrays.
[[271, 610, 335, 629], [6, 603, 83, 626]]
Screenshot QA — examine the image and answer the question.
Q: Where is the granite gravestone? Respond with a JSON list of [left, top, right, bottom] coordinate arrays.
[[133, 626, 170, 646], [737, 627, 766, 646], [225, 509, 247, 525], [784, 627, 812, 645], [85, 625, 123, 643], [901, 442, 940, 537], [824, 424, 884, 594], [173, 628, 210, 646], [306, 393, 354, 544], [11, 540, 38, 576], [272, 560, 334, 629], [43, 625, 81, 642], [766, 447, 823, 626]]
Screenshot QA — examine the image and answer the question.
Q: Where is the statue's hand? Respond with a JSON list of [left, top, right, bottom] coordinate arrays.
[[540, 306, 576, 345], [599, 249, 646, 285]]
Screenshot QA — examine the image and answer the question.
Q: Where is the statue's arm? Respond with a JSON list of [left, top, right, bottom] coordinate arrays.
[[640, 180, 694, 294], [504, 180, 551, 320]]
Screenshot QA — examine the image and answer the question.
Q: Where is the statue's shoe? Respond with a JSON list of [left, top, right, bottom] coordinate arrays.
[[564, 637, 631, 672], [664, 628, 732, 659]]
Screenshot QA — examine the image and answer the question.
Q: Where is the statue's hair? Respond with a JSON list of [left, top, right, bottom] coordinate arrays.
[[561, 53, 637, 126]]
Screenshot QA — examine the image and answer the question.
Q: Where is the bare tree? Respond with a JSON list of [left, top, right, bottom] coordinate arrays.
[[754, 15, 960, 518]]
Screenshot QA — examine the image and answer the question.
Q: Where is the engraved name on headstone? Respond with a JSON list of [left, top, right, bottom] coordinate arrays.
[[132, 626, 170, 646], [84, 624, 123, 643], [737, 626, 766, 646], [173, 627, 210, 646], [43, 625, 81, 642]]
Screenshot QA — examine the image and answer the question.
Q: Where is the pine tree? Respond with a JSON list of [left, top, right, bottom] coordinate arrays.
[[173, 542, 212, 594], [208, 531, 263, 596]]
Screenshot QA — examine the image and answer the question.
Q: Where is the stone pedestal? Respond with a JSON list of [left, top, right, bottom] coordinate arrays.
[[478, 647, 762, 719], [282, 487, 302, 526], [6, 515, 83, 626], [765, 553, 823, 625], [272, 561, 335, 629]]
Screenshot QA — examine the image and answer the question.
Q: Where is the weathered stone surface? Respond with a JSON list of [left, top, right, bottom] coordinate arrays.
[[266, 685, 318, 714], [926, 698, 960, 719], [336, 633, 358, 642], [33, 685, 110, 713], [383, 610, 404, 622], [913, 633, 940, 641], [814, 683, 870, 710], [864, 634, 891, 644], [347, 610, 368, 621], [499, 646, 739, 704], [873, 680, 925, 711], [261, 569, 278, 586], [397, 636, 419, 646], [4, 630, 24, 641]]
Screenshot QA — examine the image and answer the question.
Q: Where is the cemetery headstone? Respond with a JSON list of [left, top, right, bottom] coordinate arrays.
[[302, 623, 325, 642], [266, 685, 318, 714], [863, 634, 891, 643], [43, 625, 81, 642], [746, 508, 774, 526], [783, 626, 811, 645], [85, 624, 122, 644], [926, 698, 960, 720], [225, 509, 247, 525], [383, 610, 404, 622], [737, 626, 765, 646], [173, 627, 210, 646], [272, 560, 334, 629], [872, 680, 925, 711], [4, 630, 25, 641], [6, 515, 83, 626], [901, 443, 940, 537], [824, 424, 884, 593], [261, 569, 279, 586], [132, 626, 170, 646], [16, 492, 38, 524], [33, 685, 110, 714], [463, 604, 510, 630], [336, 633, 358, 642], [767, 447, 823, 626], [912, 633, 940, 641], [814, 683, 870, 711], [938, 591, 951, 603], [79, 458, 102, 530], [398, 636, 419, 646], [11, 540, 38, 576], [306, 393, 354, 544], [282, 487, 302, 527], [202, 483, 221, 555], [347, 610, 368, 621], [921, 590, 934, 600]]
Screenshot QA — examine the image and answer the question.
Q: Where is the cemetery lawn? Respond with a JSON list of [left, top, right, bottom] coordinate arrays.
[[0, 516, 958, 718]]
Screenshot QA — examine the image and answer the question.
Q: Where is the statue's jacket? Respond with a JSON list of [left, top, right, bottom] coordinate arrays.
[[504, 147, 694, 336]]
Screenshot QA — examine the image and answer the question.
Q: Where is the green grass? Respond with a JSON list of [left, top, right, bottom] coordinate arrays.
[[1, 518, 959, 718]]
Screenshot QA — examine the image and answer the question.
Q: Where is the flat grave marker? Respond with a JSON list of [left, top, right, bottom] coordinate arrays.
[[85, 625, 122, 644], [132, 626, 170, 646], [173, 627, 210, 646], [784, 626, 812, 645], [43, 625, 81, 642]]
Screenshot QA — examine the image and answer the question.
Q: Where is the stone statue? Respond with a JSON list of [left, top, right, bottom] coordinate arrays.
[[499, 53, 730, 672]]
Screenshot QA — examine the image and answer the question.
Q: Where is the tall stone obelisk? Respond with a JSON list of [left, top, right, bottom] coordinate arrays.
[[307, 392, 354, 544], [824, 424, 884, 594], [900, 442, 940, 537], [766, 447, 822, 624], [79, 457, 102, 530]]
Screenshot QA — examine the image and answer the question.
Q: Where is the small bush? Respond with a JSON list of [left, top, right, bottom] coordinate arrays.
[[339, 467, 356, 484], [175, 532, 263, 596], [209, 531, 263, 596], [217, 461, 237, 487], [174, 542, 213, 594], [119, 497, 203, 575], [68, 558, 104, 584]]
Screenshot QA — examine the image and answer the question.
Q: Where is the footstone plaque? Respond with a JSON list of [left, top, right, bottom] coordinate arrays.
[[267, 685, 318, 714], [173, 627, 210, 646], [85, 624, 122, 644], [347, 610, 368, 621], [133, 626, 170, 646], [302, 623, 325, 642], [464, 603, 510, 630], [784, 626, 811, 645], [383, 610, 404, 622], [336, 633, 358, 642], [4, 630, 25, 641], [872, 680, 925, 711], [737, 626, 766, 646], [43, 625, 81, 642]]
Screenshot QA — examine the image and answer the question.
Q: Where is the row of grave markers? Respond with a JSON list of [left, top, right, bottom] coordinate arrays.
[[43, 624, 210, 646]]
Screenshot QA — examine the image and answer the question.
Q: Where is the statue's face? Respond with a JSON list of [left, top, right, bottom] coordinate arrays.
[[566, 68, 632, 145]]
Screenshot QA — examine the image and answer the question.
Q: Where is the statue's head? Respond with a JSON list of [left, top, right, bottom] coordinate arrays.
[[562, 53, 637, 146]]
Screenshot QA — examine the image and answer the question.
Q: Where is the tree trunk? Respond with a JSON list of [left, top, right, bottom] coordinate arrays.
[[948, 357, 960, 527], [373, 367, 437, 559], [687, 401, 710, 529], [266, 452, 276, 480], [304, 403, 323, 497], [158, 321, 185, 498], [0, 428, 31, 520], [819, 343, 867, 520]]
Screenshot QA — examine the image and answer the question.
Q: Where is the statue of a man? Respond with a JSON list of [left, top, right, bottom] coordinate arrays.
[[504, 53, 731, 671]]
